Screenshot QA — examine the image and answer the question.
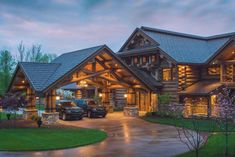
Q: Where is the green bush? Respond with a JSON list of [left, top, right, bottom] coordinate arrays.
[[158, 93, 171, 104]]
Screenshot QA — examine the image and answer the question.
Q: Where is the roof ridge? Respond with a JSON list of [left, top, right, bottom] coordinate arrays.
[[56, 45, 105, 56], [141, 26, 235, 40], [19, 62, 60, 65], [141, 26, 205, 40]]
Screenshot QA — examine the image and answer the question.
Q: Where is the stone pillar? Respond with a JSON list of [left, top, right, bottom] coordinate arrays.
[[23, 87, 38, 119], [124, 88, 138, 117], [42, 90, 59, 125]]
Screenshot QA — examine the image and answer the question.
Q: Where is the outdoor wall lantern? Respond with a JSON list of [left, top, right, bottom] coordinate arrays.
[[56, 96, 60, 100], [99, 93, 102, 97], [124, 94, 127, 98]]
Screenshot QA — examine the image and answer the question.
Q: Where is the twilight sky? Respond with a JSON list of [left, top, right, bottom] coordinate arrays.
[[0, 0, 235, 56]]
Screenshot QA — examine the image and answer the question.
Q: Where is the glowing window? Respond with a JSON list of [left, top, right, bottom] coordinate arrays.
[[162, 68, 172, 81]]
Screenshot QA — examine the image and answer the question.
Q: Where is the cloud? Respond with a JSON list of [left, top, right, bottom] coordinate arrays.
[[0, 0, 235, 56]]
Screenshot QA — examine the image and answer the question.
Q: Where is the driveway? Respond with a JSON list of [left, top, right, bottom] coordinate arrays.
[[0, 112, 189, 157]]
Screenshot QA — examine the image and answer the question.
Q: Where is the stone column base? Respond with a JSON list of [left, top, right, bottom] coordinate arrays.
[[42, 112, 59, 125], [23, 108, 38, 120], [106, 105, 114, 113], [123, 107, 139, 117]]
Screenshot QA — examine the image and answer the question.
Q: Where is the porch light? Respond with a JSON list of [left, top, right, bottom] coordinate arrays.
[[22, 80, 25, 83], [124, 94, 127, 98], [99, 93, 102, 97], [56, 96, 60, 100]]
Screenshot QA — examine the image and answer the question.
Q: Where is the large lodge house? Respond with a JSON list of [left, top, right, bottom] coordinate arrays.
[[8, 26, 235, 121]]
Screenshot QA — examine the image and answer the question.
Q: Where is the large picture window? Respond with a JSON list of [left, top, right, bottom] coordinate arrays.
[[162, 68, 172, 81]]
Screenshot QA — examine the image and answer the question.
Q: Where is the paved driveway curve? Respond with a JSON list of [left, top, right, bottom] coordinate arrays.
[[0, 112, 189, 157]]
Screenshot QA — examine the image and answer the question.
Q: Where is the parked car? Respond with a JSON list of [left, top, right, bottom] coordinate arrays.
[[73, 99, 107, 118], [56, 100, 84, 120]]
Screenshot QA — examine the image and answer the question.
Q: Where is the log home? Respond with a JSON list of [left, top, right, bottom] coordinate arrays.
[[118, 26, 235, 117], [7, 26, 235, 121]]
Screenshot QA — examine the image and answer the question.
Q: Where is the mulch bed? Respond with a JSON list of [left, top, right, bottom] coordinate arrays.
[[0, 118, 80, 129]]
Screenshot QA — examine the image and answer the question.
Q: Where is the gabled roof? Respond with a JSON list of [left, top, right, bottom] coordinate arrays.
[[11, 45, 156, 93], [19, 62, 60, 91], [119, 26, 235, 64], [15, 45, 104, 92], [43, 45, 104, 91]]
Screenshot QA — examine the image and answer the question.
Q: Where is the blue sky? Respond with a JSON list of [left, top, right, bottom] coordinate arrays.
[[0, 0, 235, 56]]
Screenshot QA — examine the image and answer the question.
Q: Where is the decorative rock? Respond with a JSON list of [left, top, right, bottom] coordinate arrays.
[[123, 107, 139, 117], [23, 109, 38, 120], [42, 112, 59, 125]]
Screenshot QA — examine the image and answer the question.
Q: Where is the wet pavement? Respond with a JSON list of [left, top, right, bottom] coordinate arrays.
[[0, 112, 189, 157]]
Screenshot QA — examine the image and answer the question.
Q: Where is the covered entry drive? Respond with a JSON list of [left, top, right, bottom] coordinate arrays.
[[8, 45, 159, 123]]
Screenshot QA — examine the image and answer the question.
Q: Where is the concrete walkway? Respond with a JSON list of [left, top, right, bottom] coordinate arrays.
[[0, 112, 189, 157]]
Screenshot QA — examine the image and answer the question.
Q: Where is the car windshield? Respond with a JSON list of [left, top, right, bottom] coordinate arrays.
[[61, 102, 77, 107]]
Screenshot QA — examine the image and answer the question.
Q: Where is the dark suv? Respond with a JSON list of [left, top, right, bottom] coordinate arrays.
[[73, 99, 107, 118], [56, 100, 84, 120]]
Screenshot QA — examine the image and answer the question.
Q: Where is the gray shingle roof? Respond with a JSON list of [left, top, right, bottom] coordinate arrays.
[[140, 26, 235, 63], [19, 45, 104, 92], [179, 80, 222, 95], [43, 45, 104, 90], [128, 65, 162, 91], [19, 62, 60, 91]]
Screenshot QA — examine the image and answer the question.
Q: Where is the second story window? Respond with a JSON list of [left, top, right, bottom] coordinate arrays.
[[208, 66, 220, 75], [162, 68, 172, 81], [134, 57, 138, 64], [142, 56, 147, 64], [151, 55, 156, 63]]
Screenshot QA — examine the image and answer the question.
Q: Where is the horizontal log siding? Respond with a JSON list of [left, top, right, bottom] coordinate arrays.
[[201, 66, 220, 80], [178, 65, 199, 91], [161, 81, 179, 103]]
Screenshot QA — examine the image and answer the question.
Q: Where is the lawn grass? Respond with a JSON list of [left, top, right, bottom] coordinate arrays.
[[143, 116, 235, 132], [0, 128, 107, 151], [0, 112, 7, 120], [143, 116, 235, 157], [176, 133, 235, 157]]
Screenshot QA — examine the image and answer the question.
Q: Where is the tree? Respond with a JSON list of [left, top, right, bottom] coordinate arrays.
[[169, 102, 213, 157], [17, 42, 57, 63], [215, 86, 235, 156], [0, 50, 15, 95], [1, 92, 27, 125]]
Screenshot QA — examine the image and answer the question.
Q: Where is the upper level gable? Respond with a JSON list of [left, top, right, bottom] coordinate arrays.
[[119, 28, 158, 52]]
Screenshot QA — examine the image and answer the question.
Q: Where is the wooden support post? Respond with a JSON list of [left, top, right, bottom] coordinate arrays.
[[126, 88, 135, 106], [42, 89, 59, 125], [102, 88, 113, 112]]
